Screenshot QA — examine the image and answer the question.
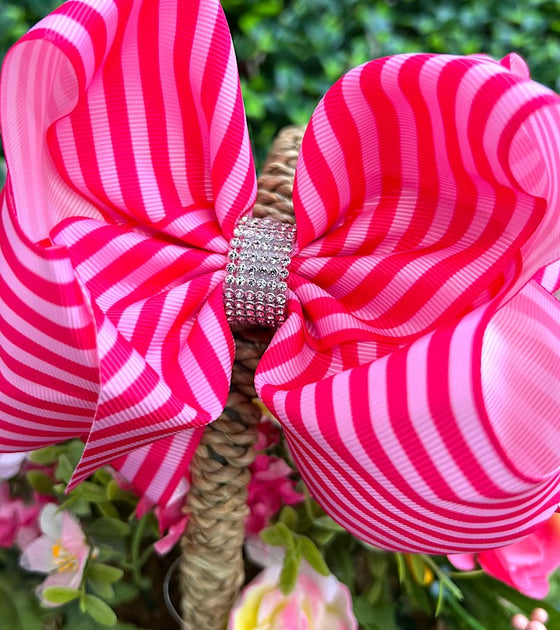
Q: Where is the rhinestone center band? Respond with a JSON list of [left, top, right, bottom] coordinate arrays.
[[224, 216, 296, 329]]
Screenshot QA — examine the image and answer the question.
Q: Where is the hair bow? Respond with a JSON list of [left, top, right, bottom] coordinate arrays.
[[1, 0, 560, 554]]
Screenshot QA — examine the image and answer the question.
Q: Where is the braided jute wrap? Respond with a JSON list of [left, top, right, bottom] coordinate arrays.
[[179, 126, 304, 630]]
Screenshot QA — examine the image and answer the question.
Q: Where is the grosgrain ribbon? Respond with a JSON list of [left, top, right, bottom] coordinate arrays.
[[1, 0, 560, 554]]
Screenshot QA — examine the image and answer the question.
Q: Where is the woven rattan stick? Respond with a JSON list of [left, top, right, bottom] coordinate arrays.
[[252, 125, 303, 223], [179, 126, 303, 630], [180, 387, 260, 630]]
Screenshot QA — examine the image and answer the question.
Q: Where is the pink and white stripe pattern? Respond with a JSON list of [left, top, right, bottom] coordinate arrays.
[[0, 0, 255, 505], [257, 53, 560, 552], [1, 0, 560, 552]]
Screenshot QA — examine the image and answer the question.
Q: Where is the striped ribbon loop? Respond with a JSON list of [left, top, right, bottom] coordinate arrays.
[[1, 0, 559, 552]]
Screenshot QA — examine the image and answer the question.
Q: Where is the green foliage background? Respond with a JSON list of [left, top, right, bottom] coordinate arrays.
[[1, 4, 560, 628], [1, 0, 560, 167]]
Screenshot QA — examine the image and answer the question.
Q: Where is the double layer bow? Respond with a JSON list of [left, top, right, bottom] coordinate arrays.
[[1, 0, 560, 554]]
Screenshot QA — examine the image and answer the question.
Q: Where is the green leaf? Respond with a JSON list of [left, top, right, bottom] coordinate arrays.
[[443, 590, 489, 630], [25, 470, 54, 494], [354, 597, 400, 630], [312, 515, 346, 532], [88, 580, 115, 601], [87, 563, 124, 585], [295, 536, 330, 576], [423, 556, 463, 603], [42, 586, 81, 605], [68, 498, 93, 517], [278, 505, 299, 530], [0, 584, 24, 630], [306, 527, 337, 546], [64, 599, 146, 629], [91, 542, 128, 564], [394, 553, 407, 584], [325, 535, 355, 592], [302, 494, 324, 522], [87, 516, 131, 539], [106, 480, 138, 504], [93, 468, 114, 486], [55, 439, 85, 467], [55, 454, 75, 484], [260, 522, 296, 550], [83, 594, 117, 626], [71, 481, 110, 503], [400, 566, 434, 617], [279, 550, 301, 595], [28, 445, 59, 465], [547, 567, 560, 609], [471, 576, 560, 629], [111, 582, 140, 606], [363, 577, 384, 606], [96, 501, 120, 519], [435, 579, 446, 617], [0, 555, 48, 628]]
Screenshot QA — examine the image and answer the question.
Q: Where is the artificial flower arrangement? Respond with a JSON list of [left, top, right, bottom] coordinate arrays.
[[0, 420, 559, 629], [1, 0, 560, 629]]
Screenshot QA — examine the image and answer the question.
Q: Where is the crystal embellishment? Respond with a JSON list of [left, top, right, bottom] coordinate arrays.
[[224, 216, 296, 329]]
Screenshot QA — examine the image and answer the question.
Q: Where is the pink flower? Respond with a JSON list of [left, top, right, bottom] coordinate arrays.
[[136, 494, 188, 555], [0, 481, 48, 550], [448, 513, 560, 598], [246, 454, 304, 535], [20, 504, 90, 606], [254, 418, 282, 452], [228, 560, 357, 630]]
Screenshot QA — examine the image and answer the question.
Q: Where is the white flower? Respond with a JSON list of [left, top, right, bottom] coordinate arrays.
[[20, 504, 90, 606], [0, 452, 28, 480]]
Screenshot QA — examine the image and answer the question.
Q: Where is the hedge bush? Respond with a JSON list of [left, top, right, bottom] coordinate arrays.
[[2, 0, 560, 166]]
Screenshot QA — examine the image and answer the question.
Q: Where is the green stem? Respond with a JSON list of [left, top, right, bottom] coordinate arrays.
[[394, 553, 407, 584], [444, 592, 488, 630], [422, 555, 464, 615], [449, 570, 486, 580], [137, 545, 154, 568], [129, 513, 152, 588]]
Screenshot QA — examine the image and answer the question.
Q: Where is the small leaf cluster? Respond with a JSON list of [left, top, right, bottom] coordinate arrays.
[[260, 520, 330, 594], [12, 440, 162, 629], [256, 491, 560, 630]]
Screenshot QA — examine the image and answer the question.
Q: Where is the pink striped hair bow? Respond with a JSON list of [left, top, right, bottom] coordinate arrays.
[[1, 0, 560, 554]]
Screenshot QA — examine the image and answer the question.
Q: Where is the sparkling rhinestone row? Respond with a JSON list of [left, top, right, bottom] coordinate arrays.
[[224, 216, 296, 329]]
